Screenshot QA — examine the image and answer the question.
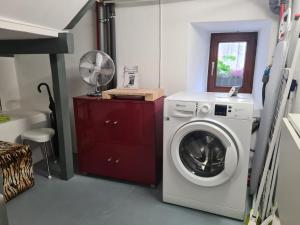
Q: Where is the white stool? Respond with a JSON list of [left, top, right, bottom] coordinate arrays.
[[21, 128, 56, 179]]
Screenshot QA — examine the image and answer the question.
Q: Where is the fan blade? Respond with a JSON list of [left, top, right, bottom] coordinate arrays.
[[101, 56, 109, 66], [79, 50, 115, 88], [89, 70, 98, 85], [96, 52, 103, 67], [99, 68, 114, 75], [80, 62, 94, 70]]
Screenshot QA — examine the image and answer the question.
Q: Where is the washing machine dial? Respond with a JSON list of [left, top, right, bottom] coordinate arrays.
[[199, 104, 211, 115]]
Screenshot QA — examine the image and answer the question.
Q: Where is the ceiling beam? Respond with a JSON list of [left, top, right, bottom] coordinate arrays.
[[0, 33, 74, 54], [0, 17, 60, 38], [0, 54, 14, 57], [65, 0, 96, 29]]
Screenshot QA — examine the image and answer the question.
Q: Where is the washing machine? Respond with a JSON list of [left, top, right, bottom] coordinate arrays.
[[163, 92, 254, 220]]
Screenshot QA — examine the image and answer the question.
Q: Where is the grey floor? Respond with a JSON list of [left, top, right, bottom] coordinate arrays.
[[7, 174, 244, 225]]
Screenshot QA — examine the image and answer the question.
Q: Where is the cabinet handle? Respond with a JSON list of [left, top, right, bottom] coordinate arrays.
[[105, 120, 111, 124], [115, 159, 120, 164], [113, 121, 119, 125], [107, 157, 112, 162]]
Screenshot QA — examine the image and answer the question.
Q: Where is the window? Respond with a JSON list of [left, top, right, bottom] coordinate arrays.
[[207, 32, 258, 93]]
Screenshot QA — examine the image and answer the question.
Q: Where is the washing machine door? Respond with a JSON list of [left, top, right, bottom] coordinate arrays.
[[171, 121, 238, 187]]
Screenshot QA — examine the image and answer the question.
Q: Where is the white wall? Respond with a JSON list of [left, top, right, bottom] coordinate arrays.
[[187, 20, 273, 108], [160, 0, 278, 96], [186, 25, 210, 93], [13, 8, 96, 152], [115, 0, 278, 98], [0, 0, 90, 40], [0, 57, 21, 111], [0, 0, 89, 30], [1, 1, 280, 152], [2, 1, 278, 106], [115, 2, 160, 88], [292, 0, 300, 18]]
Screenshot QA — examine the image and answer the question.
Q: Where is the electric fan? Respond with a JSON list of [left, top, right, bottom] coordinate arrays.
[[79, 50, 115, 96]]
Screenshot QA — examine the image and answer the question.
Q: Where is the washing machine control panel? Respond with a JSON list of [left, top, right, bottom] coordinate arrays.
[[166, 100, 197, 119], [165, 99, 253, 120], [213, 103, 253, 119], [197, 102, 253, 119]]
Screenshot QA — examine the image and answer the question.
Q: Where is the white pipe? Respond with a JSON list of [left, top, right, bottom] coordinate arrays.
[[263, 135, 280, 219], [260, 216, 274, 225], [266, 143, 280, 217], [158, 0, 162, 88], [292, 0, 300, 17], [261, 169, 272, 220]]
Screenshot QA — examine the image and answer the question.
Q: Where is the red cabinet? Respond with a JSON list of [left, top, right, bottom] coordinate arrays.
[[73, 96, 164, 186]]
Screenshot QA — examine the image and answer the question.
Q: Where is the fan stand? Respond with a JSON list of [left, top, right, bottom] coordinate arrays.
[[87, 85, 102, 97]]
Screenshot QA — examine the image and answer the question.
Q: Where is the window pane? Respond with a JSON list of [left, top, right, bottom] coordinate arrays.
[[216, 42, 247, 87]]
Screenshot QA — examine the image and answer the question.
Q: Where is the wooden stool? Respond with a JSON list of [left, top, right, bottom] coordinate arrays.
[[21, 128, 55, 179]]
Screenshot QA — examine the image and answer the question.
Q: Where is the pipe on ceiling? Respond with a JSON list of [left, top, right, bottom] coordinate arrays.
[[95, 2, 117, 89], [104, 0, 157, 3], [269, 0, 281, 14]]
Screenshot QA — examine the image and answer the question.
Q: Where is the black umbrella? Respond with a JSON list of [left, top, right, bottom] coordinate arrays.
[[37, 83, 59, 158]]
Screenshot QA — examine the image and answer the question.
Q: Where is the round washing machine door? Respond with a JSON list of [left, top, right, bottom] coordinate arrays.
[[171, 121, 238, 187]]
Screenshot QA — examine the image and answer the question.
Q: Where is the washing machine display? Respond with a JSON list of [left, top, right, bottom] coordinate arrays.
[[214, 104, 228, 116], [179, 130, 226, 177]]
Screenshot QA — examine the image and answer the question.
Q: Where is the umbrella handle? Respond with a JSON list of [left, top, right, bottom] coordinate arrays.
[[37, 83, 54, 100]]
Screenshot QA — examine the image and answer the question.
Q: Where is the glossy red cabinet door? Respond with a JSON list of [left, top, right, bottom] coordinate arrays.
[[73, 96, 164, 186], [113, 144, 156, 184], [78, 142, 115, 178]]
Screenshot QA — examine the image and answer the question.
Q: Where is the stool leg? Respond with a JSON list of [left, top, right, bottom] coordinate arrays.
[[49, 140, 57, 163], [42, 142, 52, 179]]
